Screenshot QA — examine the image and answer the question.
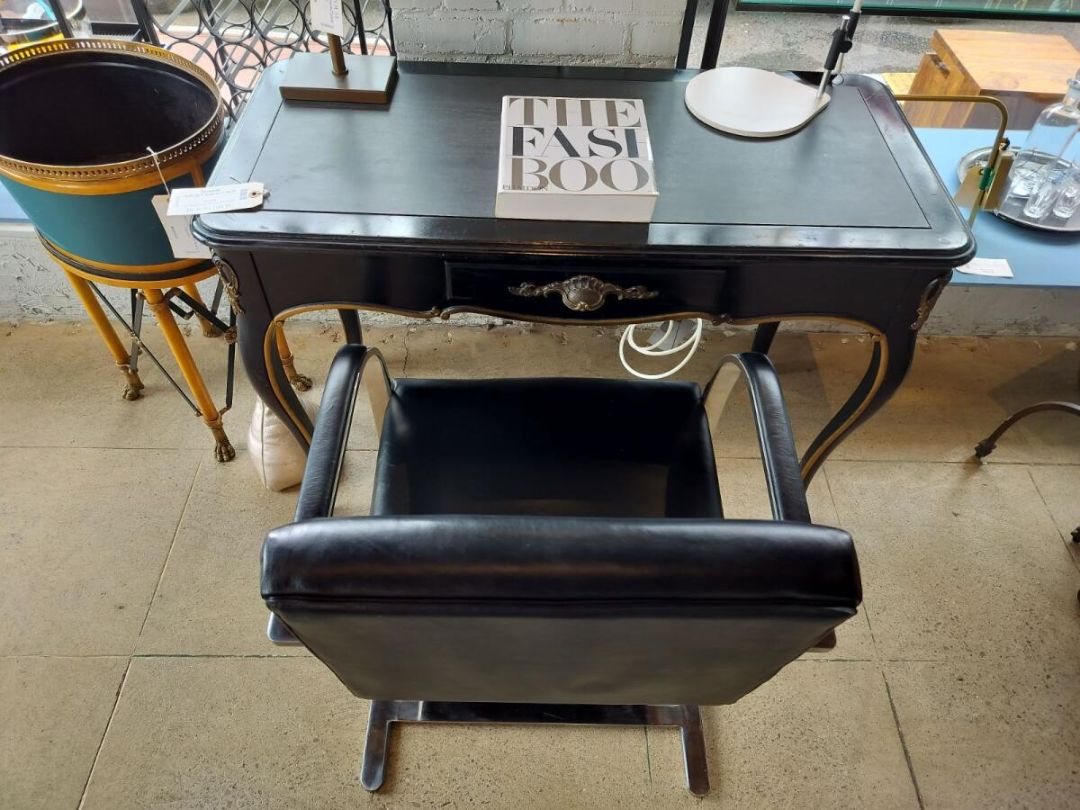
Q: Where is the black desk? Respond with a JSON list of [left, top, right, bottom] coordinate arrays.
[[196, 61, 973, 483]]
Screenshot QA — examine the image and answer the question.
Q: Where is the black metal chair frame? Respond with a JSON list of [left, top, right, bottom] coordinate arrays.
[[266, 347, 838, 796]]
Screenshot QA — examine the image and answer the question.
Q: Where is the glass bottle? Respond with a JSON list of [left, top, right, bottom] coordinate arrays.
[[1007, 70, 1080, 200]]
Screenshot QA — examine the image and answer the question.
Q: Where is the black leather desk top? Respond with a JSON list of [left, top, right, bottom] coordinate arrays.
[[198, 61, 972, 262]]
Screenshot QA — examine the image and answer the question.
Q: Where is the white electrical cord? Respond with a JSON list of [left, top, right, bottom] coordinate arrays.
[[619, 319, 704, 380]]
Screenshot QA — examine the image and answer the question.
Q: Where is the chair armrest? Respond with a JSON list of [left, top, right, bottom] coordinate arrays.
[[294, 345, 394, 521], [703, 352, 810, 523]]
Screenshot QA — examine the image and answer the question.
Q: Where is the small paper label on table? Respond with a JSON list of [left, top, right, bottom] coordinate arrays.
[[152, 195, 211, 259], [956, 258, 1013, 278], [311, 0, 346, 38], [167, 182, 265, 216]]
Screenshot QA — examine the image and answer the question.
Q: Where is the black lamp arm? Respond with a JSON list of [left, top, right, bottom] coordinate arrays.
[[823, 11, 861, 75]]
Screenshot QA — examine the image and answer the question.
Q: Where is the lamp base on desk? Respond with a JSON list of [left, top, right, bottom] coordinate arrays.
[[280, 53, 397, 104], [685, 67, 829, 138]]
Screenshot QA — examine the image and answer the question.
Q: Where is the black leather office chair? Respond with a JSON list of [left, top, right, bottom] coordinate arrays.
[[261, 346, 862, 796]]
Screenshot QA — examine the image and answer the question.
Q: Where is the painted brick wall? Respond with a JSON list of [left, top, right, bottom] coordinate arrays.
[[392, 0, 687, 66]]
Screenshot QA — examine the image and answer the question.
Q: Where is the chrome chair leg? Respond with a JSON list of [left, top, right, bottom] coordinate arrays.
[[359, 699, 710, 796], [677, 704, 710, 797]]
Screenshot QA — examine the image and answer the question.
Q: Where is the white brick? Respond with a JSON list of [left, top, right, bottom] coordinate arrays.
[[394, 15, 507, 55], [501, 0, 564, 10], [630, 20, 681, 57], [444, 0, 499, 10], [569, 0, 631, 11], [392, 0, 444, 10], [512, 18, 626, 56], [631, 0, 684, 13]]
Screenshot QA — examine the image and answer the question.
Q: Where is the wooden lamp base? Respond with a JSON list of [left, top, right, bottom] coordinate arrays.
[[280, 53, 397, 104]]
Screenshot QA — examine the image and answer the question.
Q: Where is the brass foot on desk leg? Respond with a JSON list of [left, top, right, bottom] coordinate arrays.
[[288, 369, 314, 392], [208, 416, 235, 463], [120, 364, 145, 401], [278, 330, 313, 393]]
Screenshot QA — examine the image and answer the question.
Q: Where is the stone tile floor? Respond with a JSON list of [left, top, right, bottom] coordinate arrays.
[[1, 320, 1078, 809]]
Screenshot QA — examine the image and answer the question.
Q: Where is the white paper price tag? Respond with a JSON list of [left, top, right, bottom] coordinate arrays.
[[152, 195, 211, 260], [956, 257, 1013, 278], [311, 0, 346, 38], [166, 182, 265, 216]]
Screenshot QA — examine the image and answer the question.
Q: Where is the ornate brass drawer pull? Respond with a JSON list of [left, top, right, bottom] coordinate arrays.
[[508, 274, 659, 313]]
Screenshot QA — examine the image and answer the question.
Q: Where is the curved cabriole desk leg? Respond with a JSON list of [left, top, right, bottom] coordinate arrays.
[[800, 321, 918, 485], [63, 269, 145, 401], [143, 288, 235, 462], [242, 309, 314, 450]]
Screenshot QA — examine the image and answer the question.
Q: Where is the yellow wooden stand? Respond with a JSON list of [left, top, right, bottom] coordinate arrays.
[[51, 251, 309, 463]]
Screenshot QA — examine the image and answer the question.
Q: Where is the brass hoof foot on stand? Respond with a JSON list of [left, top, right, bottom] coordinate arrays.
[[208, 419, 236, 463], [120, 365, 145, 401], [201, 322, 224, 339]]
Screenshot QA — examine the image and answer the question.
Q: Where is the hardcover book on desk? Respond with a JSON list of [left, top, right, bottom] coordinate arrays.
[[496, 96, 658, 222]]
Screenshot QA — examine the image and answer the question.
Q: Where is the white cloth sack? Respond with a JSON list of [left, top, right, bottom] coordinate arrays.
[[248, 394, 318, 491]]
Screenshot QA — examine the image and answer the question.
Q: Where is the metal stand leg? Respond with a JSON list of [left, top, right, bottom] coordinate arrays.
[[182, 282, 223, 338], [127, 289, 145, 399], [975, 401, 1080, 459], [143, 288, 235, 462], [275, 323, 313, 391], [63, 270, 145, 400], [360, 700, 710, 796]]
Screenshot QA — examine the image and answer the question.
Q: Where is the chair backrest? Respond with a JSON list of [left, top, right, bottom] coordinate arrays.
[[262, 514, 861, 706]]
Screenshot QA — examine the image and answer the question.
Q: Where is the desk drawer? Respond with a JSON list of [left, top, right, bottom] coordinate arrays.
[[445, 261, 727, 322]]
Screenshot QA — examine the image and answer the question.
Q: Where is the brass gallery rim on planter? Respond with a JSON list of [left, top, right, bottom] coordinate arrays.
[[0, 38, 226, 273], [0, 38, 225, 194]]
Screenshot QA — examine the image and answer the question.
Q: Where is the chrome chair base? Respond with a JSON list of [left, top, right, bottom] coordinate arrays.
[[361, 700, 710, 796]]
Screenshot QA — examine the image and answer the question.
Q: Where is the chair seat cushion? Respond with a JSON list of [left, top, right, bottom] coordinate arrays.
[[370, 377, 722, 519]]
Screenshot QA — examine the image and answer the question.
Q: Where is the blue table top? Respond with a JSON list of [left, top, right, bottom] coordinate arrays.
[[916, 127, 1080, 289]]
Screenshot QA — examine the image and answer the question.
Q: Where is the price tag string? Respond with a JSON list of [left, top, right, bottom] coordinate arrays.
[[146, 146, 170, 194]]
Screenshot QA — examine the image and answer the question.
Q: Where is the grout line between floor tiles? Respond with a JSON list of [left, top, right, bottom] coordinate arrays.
[[881, 670, 926, 810], [0, 654, 130, 660], [821, 457, 1080, 468], [75, 657, 133, 810], [1023, 466, 1080, 576], [643, 726, 654, 784], [133, 457, 203, 644], [130, 653, 309, 659], [819, 465, 884, 665], [0, 444, 210, 452]]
